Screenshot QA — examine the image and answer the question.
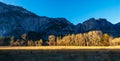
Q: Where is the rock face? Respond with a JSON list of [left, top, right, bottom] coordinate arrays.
[[0, 2, 39, 37], [114, 22, 120, 36], [0, 2, 74, 40], [35, 18, 74, 40], [0, 2, 120, 41], [75, 18, 118, 37]]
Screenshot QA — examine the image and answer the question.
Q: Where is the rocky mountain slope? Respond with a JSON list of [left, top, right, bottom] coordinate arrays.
[[0, 2, 74, 40], [74, 18, 118, 37], [0, 2, 120, 41]]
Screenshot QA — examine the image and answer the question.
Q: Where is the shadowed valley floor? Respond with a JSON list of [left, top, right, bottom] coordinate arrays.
[[0, 46, 120, 61]]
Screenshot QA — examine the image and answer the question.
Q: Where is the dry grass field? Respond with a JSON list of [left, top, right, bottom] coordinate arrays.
[[0, 46, 120, 51], [1, 46, 120, 61]]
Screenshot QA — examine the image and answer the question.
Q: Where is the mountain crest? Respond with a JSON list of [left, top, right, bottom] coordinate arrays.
[[0, 2, 120, 40]]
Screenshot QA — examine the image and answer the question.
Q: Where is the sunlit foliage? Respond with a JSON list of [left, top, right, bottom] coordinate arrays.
[[0, 30, 119, 46]]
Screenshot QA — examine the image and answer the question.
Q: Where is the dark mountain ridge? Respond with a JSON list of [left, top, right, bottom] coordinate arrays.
[[0, 2, 120, 41], [74, 18, 117, 37]]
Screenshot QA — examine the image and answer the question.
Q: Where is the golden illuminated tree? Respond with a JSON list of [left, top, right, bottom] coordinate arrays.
[[70, 34, 75, 45], [60, 35, 70, 46], [75, 34, 85, 46], [109, 36, 113, 46], [10, 36, 15, 46], [87, 31, 103, 46], [37, 39, 43, 46], [47, 35, 56, 46], [14, 39, 20, 46], [102, 33, 110, 46], [56, 36, 62, 46], [83, 33, 89, 46], [110, 37, 120, 46], [28, 40, 34, 46]]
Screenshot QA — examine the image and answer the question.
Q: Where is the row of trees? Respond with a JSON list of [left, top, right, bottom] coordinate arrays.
[[47, 31, 113, 46], [9, 34, 43, 46], [110, 38, 120, 45], [0, 34, 43, 46], [0, 30, 119, 46]]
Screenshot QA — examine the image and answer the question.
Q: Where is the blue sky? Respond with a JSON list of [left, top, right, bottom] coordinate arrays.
[[0, 0, 120, 24]]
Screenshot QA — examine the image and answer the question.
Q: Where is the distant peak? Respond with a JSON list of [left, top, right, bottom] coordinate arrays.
[[97, 18, 107, 21], [54, 17, 67, 20], [86, 18, 96, 22], [83, 18, 96, 24], [97, 18, 111, 24], [89, 18, 96, 20]]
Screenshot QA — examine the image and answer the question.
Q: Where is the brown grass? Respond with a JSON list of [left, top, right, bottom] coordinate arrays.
[[0, 46, 120, 51]]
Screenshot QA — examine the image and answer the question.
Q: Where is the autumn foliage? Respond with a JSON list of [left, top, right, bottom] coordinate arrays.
[[46, 31, 113, 46], [0, 30, 120, 46]]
